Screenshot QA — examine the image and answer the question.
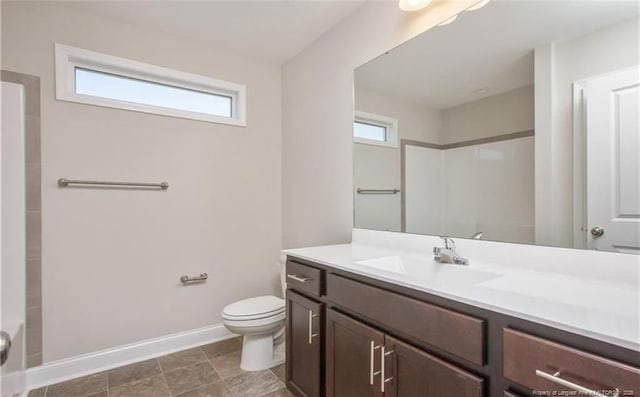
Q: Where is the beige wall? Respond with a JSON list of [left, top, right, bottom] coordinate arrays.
[[355, 87, 442, 144], [282, 0, 477, 248], [2, 2, 282, 362], [441, 85, 534, 144]]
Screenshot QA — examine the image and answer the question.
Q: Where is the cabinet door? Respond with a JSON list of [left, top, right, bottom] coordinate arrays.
[[326, 309, 384, 397], [383, 335, 485, 397], [286, 290, 323, 397]]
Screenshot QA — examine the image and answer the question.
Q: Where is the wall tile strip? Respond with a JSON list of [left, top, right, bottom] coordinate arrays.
[[1, 70, 42, 367], [401, 129, 535, 152]]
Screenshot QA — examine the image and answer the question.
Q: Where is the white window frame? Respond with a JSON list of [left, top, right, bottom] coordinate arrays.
[[55, 44, 246, 126], [353, 111, 398, 148]]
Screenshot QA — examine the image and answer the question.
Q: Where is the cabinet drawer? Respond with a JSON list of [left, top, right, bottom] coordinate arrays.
[[286, 260, 323, 297], [327, 274, 485, 365], [503, 328, 640, 395]]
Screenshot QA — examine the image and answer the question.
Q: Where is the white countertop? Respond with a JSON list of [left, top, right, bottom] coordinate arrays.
[[284, 238, 640, 352]]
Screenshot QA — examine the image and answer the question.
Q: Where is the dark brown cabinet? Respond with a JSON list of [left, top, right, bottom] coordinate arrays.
[[326, 309, 385, 397], [286, 290, 323, 397], [286, 260, 323, 297], [326, 308, 484, 397], [503, 328, 640, 395], [327, 274, 485, 366], [384, 335, 484, 397], [285, 255, 640, 397]]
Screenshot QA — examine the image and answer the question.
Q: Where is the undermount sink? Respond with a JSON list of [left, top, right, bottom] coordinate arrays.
[[356, 255, 501, 286]]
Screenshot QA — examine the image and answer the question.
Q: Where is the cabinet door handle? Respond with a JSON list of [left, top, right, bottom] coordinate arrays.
[[308, 310, 318, 344], [380, 346, 394, 393], [370, 341, 381, 385], [287, 274, 310, 283], [535, 370, 618, 397]]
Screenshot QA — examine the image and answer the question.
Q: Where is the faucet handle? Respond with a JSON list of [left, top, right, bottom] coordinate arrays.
[[439, 236, 455, 250]]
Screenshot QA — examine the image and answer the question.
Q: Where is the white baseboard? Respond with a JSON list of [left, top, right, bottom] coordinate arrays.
[[26, 323, 235, 391]]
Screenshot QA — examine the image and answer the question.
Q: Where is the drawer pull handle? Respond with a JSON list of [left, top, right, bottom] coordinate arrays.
[[308, 311, 318, 344], [381, 347, 394, 392], [370, 341, 381, 385], [287, 274, 310, 283], [535, 370, 618, 397]]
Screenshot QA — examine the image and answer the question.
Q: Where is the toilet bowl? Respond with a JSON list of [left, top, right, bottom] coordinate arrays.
[[222, 296, 285, 371], [222, 295, 285, 371], [222, 258, 288, 371]]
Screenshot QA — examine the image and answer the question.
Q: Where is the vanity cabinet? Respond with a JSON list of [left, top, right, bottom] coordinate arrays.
[[503, 328, 640, 396], [286, 290, 324, 397], [326, 309, 385, 397], [286, 260, 323, 297], [384, 335, 484, 397], [326, 273, 485, 366], [326, 308, 484, 397], [285, 256, 640, 397]]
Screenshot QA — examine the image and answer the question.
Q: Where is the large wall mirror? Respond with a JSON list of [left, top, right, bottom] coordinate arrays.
[[353, 0, 639, 254]]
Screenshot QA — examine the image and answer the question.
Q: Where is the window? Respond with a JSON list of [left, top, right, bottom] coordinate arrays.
[[55, 44, 246, 126], [353, 111, 398, 148], [354, 121, 387, 142]]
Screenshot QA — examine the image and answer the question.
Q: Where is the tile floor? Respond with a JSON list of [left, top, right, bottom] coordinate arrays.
[[27, 337, 292, 397]]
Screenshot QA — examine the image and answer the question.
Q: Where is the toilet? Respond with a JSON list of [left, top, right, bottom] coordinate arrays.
[[221, 261, 287, 371]]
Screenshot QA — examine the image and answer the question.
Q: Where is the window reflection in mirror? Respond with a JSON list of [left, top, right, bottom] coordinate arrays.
[[353, 0, 639, 254]]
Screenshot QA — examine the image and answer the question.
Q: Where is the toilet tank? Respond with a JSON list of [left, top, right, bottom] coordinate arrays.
[[279, 254, 287, 296]]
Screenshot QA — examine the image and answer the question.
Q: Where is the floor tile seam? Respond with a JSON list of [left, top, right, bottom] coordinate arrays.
[[158, 351, 209, 374], [170, 378, 227, 397], [219, 373, 238, 397], [156, 357, 172, 397], [206, 356, 231, 381], [107, 358, 162, 391]]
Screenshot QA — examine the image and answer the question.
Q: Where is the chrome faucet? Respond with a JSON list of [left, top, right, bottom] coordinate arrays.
[[433, 237, 469, 265]]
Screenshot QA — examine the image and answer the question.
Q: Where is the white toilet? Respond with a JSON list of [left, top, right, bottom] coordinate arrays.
[[221, 262, 286, 371]]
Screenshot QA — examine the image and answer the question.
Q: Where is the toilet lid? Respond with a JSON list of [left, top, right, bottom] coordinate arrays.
[[222, 296, 285, 320]]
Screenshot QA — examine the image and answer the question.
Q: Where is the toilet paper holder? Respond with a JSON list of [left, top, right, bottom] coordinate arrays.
[[180, 273, 208, 284]]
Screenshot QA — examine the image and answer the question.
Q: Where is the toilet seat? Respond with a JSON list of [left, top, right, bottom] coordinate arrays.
[[222, 296, 285, 321], [220, 259, 288, 371], [222, 312, 286, 330]]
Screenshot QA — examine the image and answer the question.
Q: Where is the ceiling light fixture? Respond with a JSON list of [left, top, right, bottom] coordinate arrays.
[[466, 0, 491, 11], [437, 15, 458, 26], [398, 0, 432, 12]]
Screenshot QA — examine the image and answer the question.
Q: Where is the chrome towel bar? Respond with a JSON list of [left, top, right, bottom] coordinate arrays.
[[357, 188, 400, 195], [180, 273, 208, 284], [58, 178, 169, 190]]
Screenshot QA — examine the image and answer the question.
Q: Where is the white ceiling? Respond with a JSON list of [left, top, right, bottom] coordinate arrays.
[[355, 0, 639, 109], [72, 0, 365, 64]]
